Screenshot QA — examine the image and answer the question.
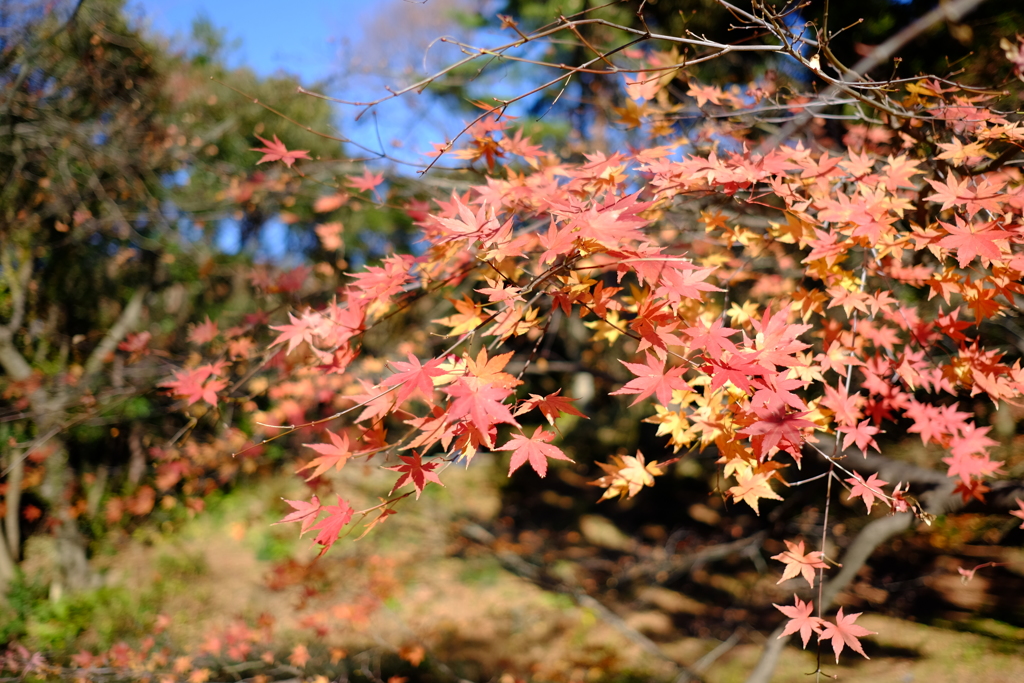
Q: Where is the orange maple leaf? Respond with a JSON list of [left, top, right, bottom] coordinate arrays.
[[298, 430, 354, 480], [771, 539, 829, 588]]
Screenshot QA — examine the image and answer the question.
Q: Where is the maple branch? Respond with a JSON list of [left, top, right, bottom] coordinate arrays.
[[618, 531, 766, 586], [746, 435, 1024, 683], [757, 0, 992, 151]]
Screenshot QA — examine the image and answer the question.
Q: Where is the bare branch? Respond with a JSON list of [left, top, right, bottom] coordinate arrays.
[[82, 286, 149, 384], [757, 0, 992, 151]]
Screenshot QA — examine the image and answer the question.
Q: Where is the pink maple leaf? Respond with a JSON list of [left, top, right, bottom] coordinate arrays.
[[774, 596, 823, 647], [818, 608, 876, 663], [610, 353, 692, 406], [251, 135, 311, 168]]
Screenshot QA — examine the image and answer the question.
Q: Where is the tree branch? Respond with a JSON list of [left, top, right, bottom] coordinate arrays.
[[756, 0, 991, 152], [82, 286, 149, 384]]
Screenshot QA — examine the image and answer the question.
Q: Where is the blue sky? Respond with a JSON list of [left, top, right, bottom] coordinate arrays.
[[132, 0, 501, 166], [131, 0, 478, 259], [131, 0, 358, 82]]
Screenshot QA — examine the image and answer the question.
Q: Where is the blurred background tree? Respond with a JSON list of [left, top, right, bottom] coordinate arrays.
[[0, 0, 350, 595]]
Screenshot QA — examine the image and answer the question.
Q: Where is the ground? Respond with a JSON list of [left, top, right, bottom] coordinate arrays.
[[11, 455, 1024, 682]]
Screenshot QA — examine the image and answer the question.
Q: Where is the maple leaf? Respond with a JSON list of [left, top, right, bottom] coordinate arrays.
[[846, 472, 889, 513], [684, 317, 738, 357], [314, 193, 348, 213], [118, 331, 151, 363], [308, 496, 354, 556], [837, 419, 882, 453], [444, 378, 519, 445], [656, 264, 722, 304], [269, 311, 320, 355], [707, 353, 769, 393], [348, 168, 385, 193], [381, 354, 447, 405], [298, 430, 354, 480], [250, 134, 311, 168], [515, 390, 587, 425], [937, 216, 1010, 267], [1012, 498, 1024, 529], [436, 296, 486, 336], [289, 644, 310, 668], [818, 608, 876, 663], [774, 596, 824, 647], [772, 539, 829, 588], [464, 348, 521, 390], [728, 469, 783, 514], [385, 450, 444, 499], [687, 82, 723, 106], [589, 450, 674, 500], [740, 409, 815, 463], [499, 427, 573, 478], [433, 195, 505, 244], [273, 495, 322, 536], [624, 72, 661, 101], [188, 316, 219, 345], [610, 353, 692, 406], [160, 366, 228, 407]]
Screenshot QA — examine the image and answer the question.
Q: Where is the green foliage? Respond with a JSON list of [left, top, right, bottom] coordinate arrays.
[[0, 571, 158, 653]]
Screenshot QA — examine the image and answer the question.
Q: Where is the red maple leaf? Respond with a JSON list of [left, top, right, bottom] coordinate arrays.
[[740, 408, 815, 463], [656, 264, 722, 303], [269, 311, 318, 354], [251, 134, 311, 168], [707, 352, 769, 393], [348, 168, 385, 193], [610, 353, 692, 406], [514, 390, 587, 425], [499, 427, 573, 478], [273, 495, 322, 536], [298, 430, 354, 480], [308, 496, 354, 556], [385, 450, 444, 499], [381, 354, 447, 405], [818, 608, 876, 663], [444, 378, 519, 445], [846, 472, 889, 513], [773, 596, 823, 647]]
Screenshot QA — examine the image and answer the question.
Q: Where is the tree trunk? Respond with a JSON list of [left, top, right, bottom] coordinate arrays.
[[38, 438, 94, 593]]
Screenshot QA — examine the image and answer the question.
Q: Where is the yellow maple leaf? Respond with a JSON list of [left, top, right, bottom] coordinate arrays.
[[729, 470, 783, 515], [590, 451, 675, 501]]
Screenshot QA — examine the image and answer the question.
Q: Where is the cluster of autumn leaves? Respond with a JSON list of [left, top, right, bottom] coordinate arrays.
[[152, 61, 1024, 667]]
